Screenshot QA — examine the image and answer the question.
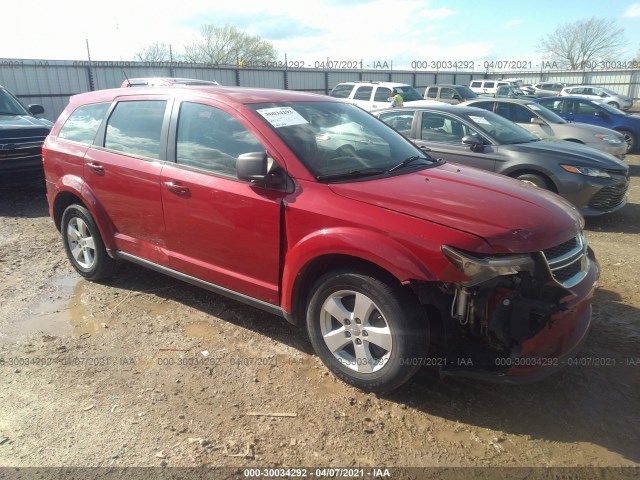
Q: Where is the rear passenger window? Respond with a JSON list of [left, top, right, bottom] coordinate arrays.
[[374, 87, 392, 101], [329, 85, 354, 98], [426, 87, 438, 99], [353, 87, 373, 101], [104, 100, 167, 159], [176, 102, 264, 177], [58, 103, 110, 145]]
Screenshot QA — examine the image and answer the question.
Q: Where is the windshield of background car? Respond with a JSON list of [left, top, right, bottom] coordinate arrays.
[[593, 101, 624, 114], [599, 87, 618, 96], [248, 101, 434, 180], [457, 86, 478, 98], [394, 86, 424, 101], [461, 110, 539, 144], [0, 89, 30, 115], [528, 103, 567, 124]]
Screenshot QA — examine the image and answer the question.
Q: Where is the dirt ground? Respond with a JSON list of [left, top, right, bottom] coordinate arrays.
[[0, 156, 638, 476]]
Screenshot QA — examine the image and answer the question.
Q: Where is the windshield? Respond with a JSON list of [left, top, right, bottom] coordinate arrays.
[[527, 103, 566, 124], [249, 101, 436, 181], [462, 109, 539, 144], [0, 88, 30, 115], [593, 101, 624, 115], [394, 86, 424, 101], [599, 87, 618, 96], [456, 86, 478, 99]]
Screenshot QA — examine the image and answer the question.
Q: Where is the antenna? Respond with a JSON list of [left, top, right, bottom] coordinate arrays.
[[122, 70, 131, 87]]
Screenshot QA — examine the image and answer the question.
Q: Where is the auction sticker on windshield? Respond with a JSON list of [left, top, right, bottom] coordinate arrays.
[[469, 115, 491, 125], [257, 107, 308, 128]]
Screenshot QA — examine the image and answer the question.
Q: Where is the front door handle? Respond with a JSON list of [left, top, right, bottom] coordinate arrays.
[[164, 181, 190, 196], [87, 162, 104, 175]]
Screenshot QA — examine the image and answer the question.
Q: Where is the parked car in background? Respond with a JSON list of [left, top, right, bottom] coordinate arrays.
[[329, 81, 441, 111], [494, 85, 533, 100], [559, 86, 633, 111], [424, 84, 478, 104], [461, 98, 628, 158], [44, 85, 598, 391], [468, 80, 512, 95], [536, 96, 640, 152], [520, 86, 536, 96], [121, 77, 220, 87], [374, 105, 629, 216], [531, 82, 567, 97], [0, 84, 53, 183]]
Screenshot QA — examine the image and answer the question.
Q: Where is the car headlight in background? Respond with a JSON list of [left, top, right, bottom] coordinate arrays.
[[560, 165, 611, 178], [594, 134, 624, 145]]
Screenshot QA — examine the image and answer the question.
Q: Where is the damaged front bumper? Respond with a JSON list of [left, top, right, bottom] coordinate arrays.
[[431, 232, 599, 383]]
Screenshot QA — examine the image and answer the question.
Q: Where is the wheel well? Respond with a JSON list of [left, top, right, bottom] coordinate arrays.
[[290, 254, 406, 325], [564, 139, 583, 144], [507, 169, 557, 193], [53, 192, 85, 231]]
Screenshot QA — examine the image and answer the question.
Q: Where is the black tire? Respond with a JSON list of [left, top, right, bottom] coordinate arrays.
[[306, 270, 428, 392], [61, 204, 119, 281], [515, 172, 553, 190], [618, 129, 636, 152], [607, 101, 620, 110]]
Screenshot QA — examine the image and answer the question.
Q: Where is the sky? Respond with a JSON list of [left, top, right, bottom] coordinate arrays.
[[2, 0, 640, 70]]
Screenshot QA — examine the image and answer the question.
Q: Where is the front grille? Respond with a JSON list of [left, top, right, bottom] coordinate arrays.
[[0, 135, 47, 162], [542, 233, 588, 289], [588, 183, 629, 210]]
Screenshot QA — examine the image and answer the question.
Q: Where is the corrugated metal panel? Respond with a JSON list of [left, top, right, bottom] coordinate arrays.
[[327, 72, 360, 89], [287, 71, 326, 90], [239, 69, 284, 88], [436, 73, 455, 84], [390, 73, 414, 84], [173, 68, 237, 85]]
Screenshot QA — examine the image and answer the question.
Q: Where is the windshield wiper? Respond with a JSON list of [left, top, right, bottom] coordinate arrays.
[[316, 168, 388, 182], [388, 155, 431, 172]]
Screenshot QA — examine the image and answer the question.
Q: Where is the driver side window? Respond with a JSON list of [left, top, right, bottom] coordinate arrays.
[[176, 102, 264, 177]]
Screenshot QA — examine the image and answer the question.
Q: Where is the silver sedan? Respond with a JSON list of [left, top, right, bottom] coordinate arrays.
[[460, 98, 628, 158]]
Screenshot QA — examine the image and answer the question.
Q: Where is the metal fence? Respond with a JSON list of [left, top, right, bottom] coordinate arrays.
[[1, 58, 639, 122]]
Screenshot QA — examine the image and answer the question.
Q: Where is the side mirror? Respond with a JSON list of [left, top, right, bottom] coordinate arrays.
[[594, 111, 607, 117], [530, 117, 545, 125], [236, 151, 285, 189], [462, 135, 484, 151], [28, 104, 45, 115]]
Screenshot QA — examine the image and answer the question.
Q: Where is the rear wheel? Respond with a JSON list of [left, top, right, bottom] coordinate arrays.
[[306, 271, 427, 392], [618, 129, 636, 152], [515, 172, 553, 190], [61, 204, 119, 281]]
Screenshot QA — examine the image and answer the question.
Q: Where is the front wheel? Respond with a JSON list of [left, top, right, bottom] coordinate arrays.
[[515, 172, 553, 190], [306, 271, 427, 392], [618, 129, 636, 152], [61, 204, 119, 281], [607, 101, 620, 110]]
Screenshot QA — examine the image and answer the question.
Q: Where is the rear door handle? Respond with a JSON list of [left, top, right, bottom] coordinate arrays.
[[163, 181, 190, 196], [87, 162, 104, 175]]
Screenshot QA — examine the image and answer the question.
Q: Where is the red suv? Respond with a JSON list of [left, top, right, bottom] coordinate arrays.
[[43, 86, 599, 392]]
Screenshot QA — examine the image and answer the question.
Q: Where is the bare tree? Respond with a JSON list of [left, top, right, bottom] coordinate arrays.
[[539, 17, 626, 69], [134, 42, 172, 62], [183, 24, 277, 65]]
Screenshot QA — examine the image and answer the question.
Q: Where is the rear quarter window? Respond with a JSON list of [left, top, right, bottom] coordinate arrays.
[[58, 103, 110, 145]]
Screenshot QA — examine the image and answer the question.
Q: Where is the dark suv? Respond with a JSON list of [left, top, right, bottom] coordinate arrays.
[[0, 85, 52, 183], [43, 85, 598, 392]]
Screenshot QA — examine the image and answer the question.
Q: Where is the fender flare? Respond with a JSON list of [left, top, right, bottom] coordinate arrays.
[[54, 175, 117, 250], [280, 226, 437, 313]]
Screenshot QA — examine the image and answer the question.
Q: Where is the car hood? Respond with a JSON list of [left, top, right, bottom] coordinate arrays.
[[329, 162, 582, 253], [505, 139, 628, 172], [0, 114, 52, 138], [565, 122, 626, 138]]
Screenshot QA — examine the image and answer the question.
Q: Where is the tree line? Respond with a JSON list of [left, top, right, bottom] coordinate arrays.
[[136, 18, 640, 69]]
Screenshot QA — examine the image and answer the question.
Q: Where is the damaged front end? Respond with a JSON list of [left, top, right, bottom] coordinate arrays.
[[421, 232, 597, 382]]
